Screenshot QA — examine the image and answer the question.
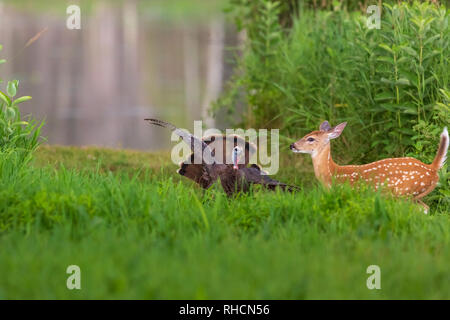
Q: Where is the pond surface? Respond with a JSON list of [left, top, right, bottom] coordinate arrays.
[[0, 0, 237, 150]]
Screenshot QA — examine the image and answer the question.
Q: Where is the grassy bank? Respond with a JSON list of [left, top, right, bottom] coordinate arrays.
[[0, 146, 448, 299]]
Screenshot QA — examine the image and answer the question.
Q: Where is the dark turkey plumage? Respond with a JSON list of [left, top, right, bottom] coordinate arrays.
[[145, 118, 299, 196]]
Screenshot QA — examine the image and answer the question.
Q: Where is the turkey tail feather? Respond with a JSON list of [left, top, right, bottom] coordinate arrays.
[[144, 118, 177, 131]]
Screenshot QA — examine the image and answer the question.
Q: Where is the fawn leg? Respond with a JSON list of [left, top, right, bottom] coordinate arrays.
[[415, 199, 429, 215]]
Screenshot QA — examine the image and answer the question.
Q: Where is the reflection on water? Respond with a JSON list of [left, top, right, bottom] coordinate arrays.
[[0, 0, 237, 150]]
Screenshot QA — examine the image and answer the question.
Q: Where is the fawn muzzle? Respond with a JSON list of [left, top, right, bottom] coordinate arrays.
[[290, 142, 305, 153]]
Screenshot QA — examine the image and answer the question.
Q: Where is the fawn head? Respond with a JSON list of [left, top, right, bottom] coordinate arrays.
[[290, 121, 347, 157]]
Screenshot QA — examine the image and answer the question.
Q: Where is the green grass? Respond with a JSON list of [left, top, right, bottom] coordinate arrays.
[[0, 145, 448, 299]]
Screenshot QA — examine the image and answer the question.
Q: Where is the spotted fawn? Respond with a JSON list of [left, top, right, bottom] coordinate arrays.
[[290, 121, 448, 213]]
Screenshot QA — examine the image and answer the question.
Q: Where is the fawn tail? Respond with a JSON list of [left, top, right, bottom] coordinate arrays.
[[431, 127, 448, 170]]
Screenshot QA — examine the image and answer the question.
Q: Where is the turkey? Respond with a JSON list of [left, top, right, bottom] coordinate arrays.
[[145, 118, 299, 196]]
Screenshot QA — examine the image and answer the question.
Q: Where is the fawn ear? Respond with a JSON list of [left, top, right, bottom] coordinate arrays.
[[319, 121, 331, 132], [328, 122, 347, 139]]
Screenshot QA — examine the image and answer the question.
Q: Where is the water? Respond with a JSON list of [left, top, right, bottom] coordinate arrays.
[[0, 0, 237, 150]]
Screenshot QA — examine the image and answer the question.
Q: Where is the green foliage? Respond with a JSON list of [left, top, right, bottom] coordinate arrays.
[[215, 1, 449, 206], [0, 45, 43, 158], [219, 1, 448, 155], [224, 0, 446, 30], [0, 146, 448, 298], [0, 45, 5, 70], [354, 2, 449, 157]]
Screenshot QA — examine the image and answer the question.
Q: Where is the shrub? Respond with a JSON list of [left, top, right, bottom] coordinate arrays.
[[0, 45, 43, 159]]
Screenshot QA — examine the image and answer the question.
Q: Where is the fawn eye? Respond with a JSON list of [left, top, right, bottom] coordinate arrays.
[[307, 137, 315, 142]]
